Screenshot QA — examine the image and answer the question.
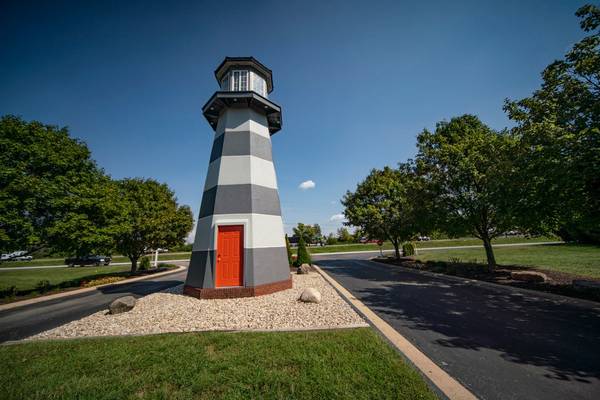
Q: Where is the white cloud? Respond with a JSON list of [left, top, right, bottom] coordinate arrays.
[[298, 180, 316, 190], [186, 223, 196, 244], [330, 213, 346, 222]]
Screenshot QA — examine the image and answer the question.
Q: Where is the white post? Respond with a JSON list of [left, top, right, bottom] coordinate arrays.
[[153, 249, 159, 268]]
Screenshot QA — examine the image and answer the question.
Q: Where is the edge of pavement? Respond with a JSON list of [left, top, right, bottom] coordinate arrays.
[[313, 264, 478, 400], [0, 265, 188, 312]]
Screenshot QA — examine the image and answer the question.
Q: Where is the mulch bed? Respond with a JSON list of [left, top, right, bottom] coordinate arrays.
[[374, 257, 600, 302]]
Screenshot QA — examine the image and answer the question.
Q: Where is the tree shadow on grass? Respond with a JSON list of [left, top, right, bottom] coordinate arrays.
[[319, 258, 600, 384]]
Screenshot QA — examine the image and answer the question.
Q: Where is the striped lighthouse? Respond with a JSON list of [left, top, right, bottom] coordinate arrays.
[[184, 57, 292, 299]]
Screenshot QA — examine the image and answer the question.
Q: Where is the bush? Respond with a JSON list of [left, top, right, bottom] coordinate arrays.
[[285, 234, 293, 267], [402, 242, 416, 256], [295, 236, 312, 266], [139, 257, 151, 271], [0, 286, 18, 299], [82, 277, 126, 287], [35, 280, 51, 293]]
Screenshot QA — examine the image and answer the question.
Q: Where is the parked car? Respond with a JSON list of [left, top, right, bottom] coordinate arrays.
[[417, 236, 431, 241], [13, 255, 33, 261], [65, 255, 111, 267], [1, 251, 32, 261]]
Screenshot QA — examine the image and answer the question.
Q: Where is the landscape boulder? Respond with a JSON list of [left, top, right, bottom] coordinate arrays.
[[510, 271, 547, 283], [109, 296, 137, 314], [296, 263, 311, 275], [299, 287, 322, 303]]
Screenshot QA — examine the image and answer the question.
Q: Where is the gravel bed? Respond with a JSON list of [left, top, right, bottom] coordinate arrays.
[[29, 272, 367, 340]]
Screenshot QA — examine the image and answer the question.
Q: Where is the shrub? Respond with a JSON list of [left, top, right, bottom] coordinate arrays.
[[0, 286, 18, 299], [35, 280, 51, 293], [139, 257, 151, 271], [295, 236, 312, 266], [402, 242, 416, 256], [83, 277, 126, 287], [285, 234, 293, 267]]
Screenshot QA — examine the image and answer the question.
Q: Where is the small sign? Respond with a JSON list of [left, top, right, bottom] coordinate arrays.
[[377, 240, 383, 246]]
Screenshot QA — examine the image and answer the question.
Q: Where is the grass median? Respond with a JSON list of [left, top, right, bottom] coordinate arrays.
[[0, 264, 179, 304], [415, 243, 600, 279], [0, 328, 437, 400]]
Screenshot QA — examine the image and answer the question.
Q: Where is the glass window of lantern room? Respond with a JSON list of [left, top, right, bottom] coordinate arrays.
[[232, 70, 248, 91], [221, 74, 230, 91], [252, 72, 265, 97]]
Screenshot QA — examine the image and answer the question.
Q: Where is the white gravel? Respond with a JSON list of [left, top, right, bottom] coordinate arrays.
[[28, 272, 367, 340]]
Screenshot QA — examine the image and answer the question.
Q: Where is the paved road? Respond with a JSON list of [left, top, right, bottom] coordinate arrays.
[[0, 265, 187, 342], [314, 253, 600, 400]]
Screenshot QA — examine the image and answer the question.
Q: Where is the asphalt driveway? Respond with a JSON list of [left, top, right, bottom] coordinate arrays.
[[315, 253, 600, 400]]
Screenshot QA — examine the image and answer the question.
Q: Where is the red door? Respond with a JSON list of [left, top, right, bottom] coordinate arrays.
[[216, 225, 243, 287]]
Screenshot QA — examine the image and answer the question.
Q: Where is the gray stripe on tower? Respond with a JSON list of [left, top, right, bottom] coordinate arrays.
[[199, 184, 282, 218], [187, 247, 290, 288], [210, 131, 273, 162]]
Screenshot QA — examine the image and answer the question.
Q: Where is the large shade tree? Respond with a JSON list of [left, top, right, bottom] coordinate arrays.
[[0, 115, 118, 256], [113, 178, 193, 272], [342, 164, 430, 259], [415, 115, 518, 270], [504, 4, 600, 243]]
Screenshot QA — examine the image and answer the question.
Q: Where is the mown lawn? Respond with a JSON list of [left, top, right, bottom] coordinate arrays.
[[0, 265, 132, 291], [0, 328, 437, 400], [415, 244, 600, 278], [307, 236, 558, 254], [0, 253, 191, 268]]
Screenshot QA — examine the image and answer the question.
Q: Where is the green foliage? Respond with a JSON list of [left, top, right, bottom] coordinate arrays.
[[0, 286, 17, 299], [35, 280, 51, 293], [0, 115, 118, 256], [285, 234, 293, 266], [325, 233, 338, 245], [295, 236, 312, 266], [342, 164, 431, 259], [170, 243, 193, 252], [504, 5, 600, 243], [139, 257, 151, 271], [402, 242, 416, 257], [416, 115, 517, 268], [293, 223, 322, 244], [112, 178, 194, 272], [337, 227, 353, 243]]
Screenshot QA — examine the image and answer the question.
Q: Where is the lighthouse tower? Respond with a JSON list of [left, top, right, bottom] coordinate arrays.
[[184, 57, 292, 299]]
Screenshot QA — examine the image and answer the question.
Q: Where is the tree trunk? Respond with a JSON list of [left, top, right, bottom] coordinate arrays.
[[482, 236, 496, 271], [392, 241, 401, 260], [130, 257, 138, 273]]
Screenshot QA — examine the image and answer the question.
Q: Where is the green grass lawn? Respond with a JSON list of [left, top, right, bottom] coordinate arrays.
[[0, 253, 191, 268], [415, 243, 600, 278], [0, 265, 132, 292], [307, 235, 558, 254], [0, 328, 436, 400]]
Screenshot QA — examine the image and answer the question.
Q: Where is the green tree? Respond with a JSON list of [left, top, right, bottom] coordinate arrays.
[[113, 178, 193, 272], [285, 234, 293, 266], [293, 223, 321, 244], [337, 227, 353, 243], [325, 233, 338, 245], [342, 164, 430, 259], [416, 115, 517, 269], [295, 236, 312, 266], [0, 115, 117, 255], [504, 4, 600, 243]]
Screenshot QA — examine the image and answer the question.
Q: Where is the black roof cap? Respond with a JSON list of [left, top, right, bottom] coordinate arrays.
[[214, 57, 274, 93]]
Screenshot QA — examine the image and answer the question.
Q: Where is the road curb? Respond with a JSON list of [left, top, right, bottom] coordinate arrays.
[[0, 265, 187, 312], [313, 264, 478, 400]]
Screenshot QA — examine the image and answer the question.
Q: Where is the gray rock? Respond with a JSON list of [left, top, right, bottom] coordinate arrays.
[[510, 271, 547, 283], [299, 287, 321, 303], [109, 296, 137, 314], [296, 263, 311, 275]]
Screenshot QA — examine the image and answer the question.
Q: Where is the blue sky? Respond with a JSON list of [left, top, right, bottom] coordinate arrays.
[[0, 0, 588, 238]]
